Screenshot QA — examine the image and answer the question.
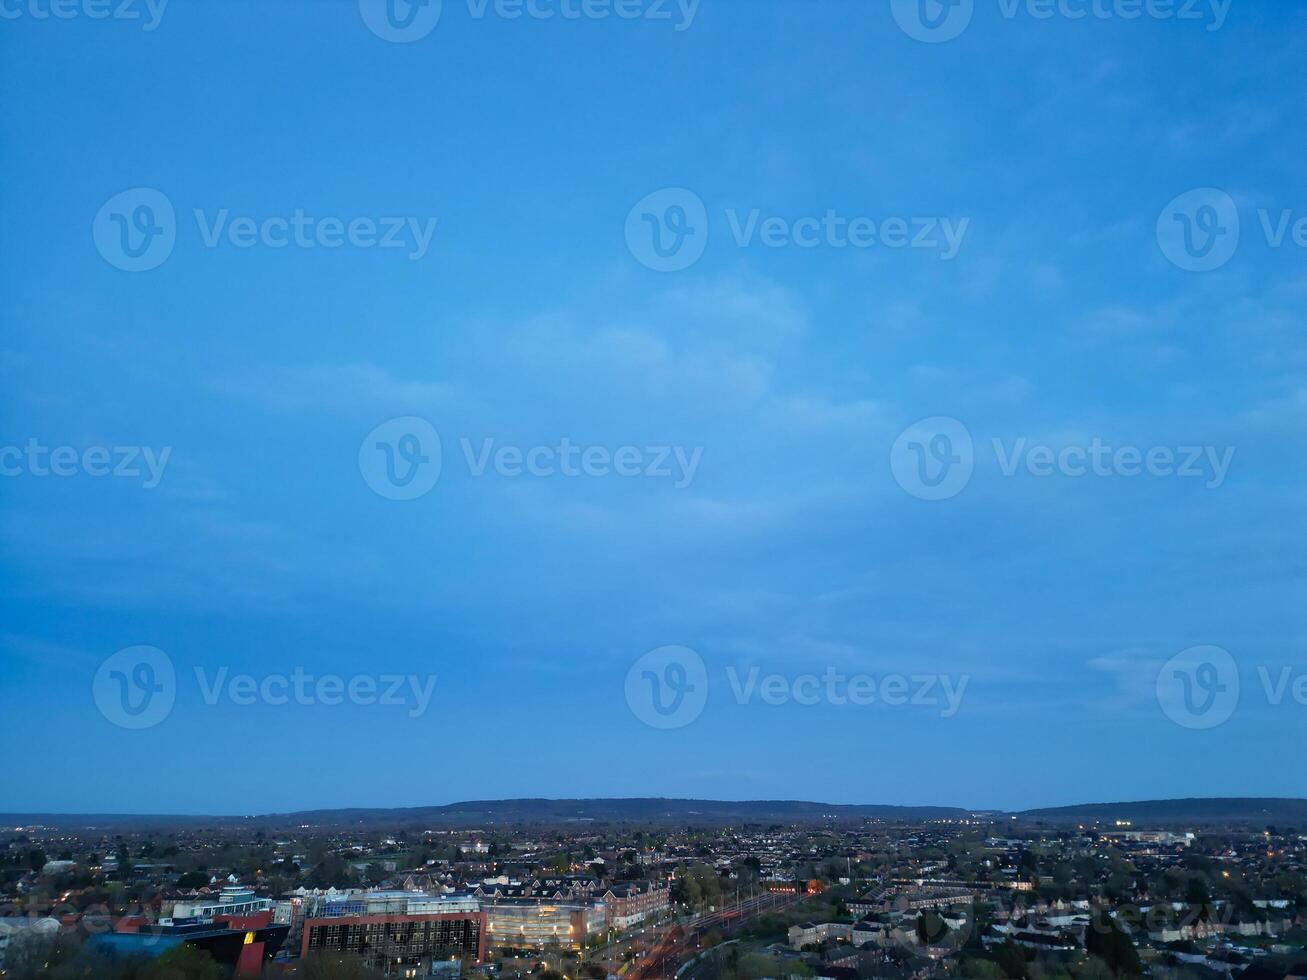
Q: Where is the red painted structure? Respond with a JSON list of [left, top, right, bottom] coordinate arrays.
[[214, 910, 276, 977]]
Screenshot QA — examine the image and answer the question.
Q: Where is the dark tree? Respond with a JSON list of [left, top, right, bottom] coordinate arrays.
[[1085, 904, 1142, 976]]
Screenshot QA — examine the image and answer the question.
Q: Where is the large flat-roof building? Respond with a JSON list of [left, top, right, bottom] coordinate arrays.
[[301, 895, 486, 974], [483, 898, 605, 950]]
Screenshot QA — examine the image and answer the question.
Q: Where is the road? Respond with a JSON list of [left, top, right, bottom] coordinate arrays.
[[626, 892, 800, 980]]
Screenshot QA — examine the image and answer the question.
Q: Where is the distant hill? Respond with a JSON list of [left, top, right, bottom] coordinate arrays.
[[0, 812, 232, 829], [261, 798, 971, 826], [0, 798, 969, 829], [1018, 797, 1307, 826], [7, 796, 1306, 829]]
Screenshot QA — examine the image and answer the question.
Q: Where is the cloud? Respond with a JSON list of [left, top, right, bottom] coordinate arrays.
[[216, 362, 456, 416], [0, 633, 95, 667], [654, 272, 810, 346], [1074, 304, 1178, 337], [768, 395, 882, 433], [1086, 650, 1164, 712]]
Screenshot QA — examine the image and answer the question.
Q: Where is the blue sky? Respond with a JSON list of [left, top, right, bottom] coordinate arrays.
[[2, 0, 1306, 815]]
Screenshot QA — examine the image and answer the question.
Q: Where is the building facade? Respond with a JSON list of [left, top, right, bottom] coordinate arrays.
[[483, 898, 603, 950], [171, 887, 273, 919], [789, 922, 852, 949], [601, 881, 670, 929], [302, 909, 486, 974]]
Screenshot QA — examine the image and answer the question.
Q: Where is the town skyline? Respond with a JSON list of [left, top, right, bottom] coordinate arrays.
[[4, 797, 1307, 825]]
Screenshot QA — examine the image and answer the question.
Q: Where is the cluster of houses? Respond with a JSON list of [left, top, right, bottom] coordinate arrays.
[[780, 884, 1304, 980]]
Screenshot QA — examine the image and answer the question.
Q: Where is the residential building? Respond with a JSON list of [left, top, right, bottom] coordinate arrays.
[[789, 922, 852, 949], [601, 880, 670, 928]]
